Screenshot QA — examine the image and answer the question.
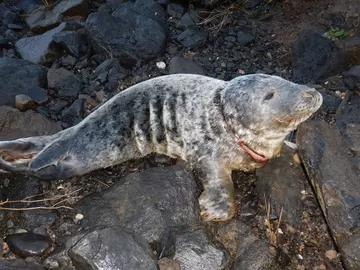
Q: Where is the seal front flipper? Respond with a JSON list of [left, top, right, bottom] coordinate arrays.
[[191, 157, 235, 222]]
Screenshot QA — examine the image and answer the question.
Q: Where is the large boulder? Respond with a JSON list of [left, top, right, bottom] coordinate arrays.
[[291, 30, 346, 83], [0, 57, 46, 107], [85, 0, 167, 67]]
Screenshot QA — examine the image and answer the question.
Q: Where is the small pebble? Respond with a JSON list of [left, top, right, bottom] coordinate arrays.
[[75, 213, 84, 221], [15, 94, 35, 111], [14, 229, 28, 234], [156, 61, 166, 69], [325, 249, 337, 260]]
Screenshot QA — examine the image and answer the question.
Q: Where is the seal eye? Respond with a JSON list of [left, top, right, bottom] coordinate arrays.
[[264, 92, 274, 101]]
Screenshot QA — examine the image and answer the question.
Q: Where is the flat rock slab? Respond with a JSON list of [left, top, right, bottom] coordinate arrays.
[[0, 57, 46, 106], [0, 106, 61, 140], [297, 120, 360, 269], [256, 145, 306, 226], [76, 165, 200, 242], [68, 227, 157, 270]]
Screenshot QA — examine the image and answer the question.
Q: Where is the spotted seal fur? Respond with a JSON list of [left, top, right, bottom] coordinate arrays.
[[0, 74, 322, 221]]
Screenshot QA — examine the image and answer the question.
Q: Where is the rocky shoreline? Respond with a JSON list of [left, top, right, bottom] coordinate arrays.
[[0, 0, 360, 269]]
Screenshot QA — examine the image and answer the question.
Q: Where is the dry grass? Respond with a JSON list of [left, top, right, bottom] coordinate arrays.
[[198, 2, 244, 34], [264, 195, 284, 246], [41, 0, 52, 8]]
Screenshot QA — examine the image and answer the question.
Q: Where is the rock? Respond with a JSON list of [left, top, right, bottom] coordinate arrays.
[[5, 233, 52, 258], [0, 259, 45, 270], [0, 37, 12, 49], [25, 9, 62, 34], [61, 55, 77, 66], [343, 65, 360, 90], [93, 58, 124, 83], [61, 98, 85, 125], [297, 120, 360, 269], [256, 145, 306, 226], [319, 92, 341, 115], [21, 211, 57, 231], [244, 0, 262, 9], [177, 10, 199, 29], [169, 56, 205, 75], [76, 166, 199, 242], [236, 31, 254, 45], [232, 222, 277, 269], [27, 87, 48, 104], [0, 106, 61, 140], [173, 230, 228, 270], [68, 227, 157, 270], [158, 258, 181, 270], [52, 0, 89, 17], [85, 0, 167, 67], [15, 94, 35, 111], [47, 68, 82, 98], [0, 57, 46, 106], [53, 30, 87, 57], [177, 28, 206, 48], [341, 34, 360, 65], [335, 92, 360, 153], [291, 30, 346, 83], [167, 3, 185, 19], [15, 22, 67, 64]]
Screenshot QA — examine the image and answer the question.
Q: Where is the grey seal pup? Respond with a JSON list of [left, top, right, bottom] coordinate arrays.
[[0, 74, 322, 222]]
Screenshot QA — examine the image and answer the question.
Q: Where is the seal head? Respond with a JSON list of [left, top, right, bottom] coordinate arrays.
[[222, 74, 323, 161]]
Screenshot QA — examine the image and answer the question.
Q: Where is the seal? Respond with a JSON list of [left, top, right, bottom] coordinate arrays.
[[0, 74, 322, 222]]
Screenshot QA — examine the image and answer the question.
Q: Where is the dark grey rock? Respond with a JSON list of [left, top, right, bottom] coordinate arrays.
[[291, 30, 346, 83], [167, 3, 185, 19], [61, 55, 77, 66], [344, 65, 360, 90], [0, 106, 61, 140], [5, 233, 52, 258], [0, 259, 44, 270], [0, 37, 12, 49], [50, 99, 68, 113], [335, 92, 360, 152], [85, 0, 167, 67], [47, 68, 82, 98], [61, 98, 85, 125], [27, 87, 48, 104], [173, 230, 228, 270], [7, 24, 24, 30], [21, 211, 57, 231], [236, 31, 254, 45], [341, 34, 360, 65], [177, 10, 199, 29], [156, 228, 176, 259], [15, 22, 67, 64], [244, 0, 262, 9], [256, 145, 306, 226], [177, 28, 206, 48], [232, 223, 277, 269], [319, 92, 341, 114], [52, 0, 89, 17], [68, 227, 157, 270], [76, 166, 199, 242], [53, 30, 87, 57], [6, 176, 42, 206], [169, 56, 205, 75], [25, 9, 62, 34], [17, 0, 41, 13], [297, 120, 360, 269], [0, 57, 46, 106]]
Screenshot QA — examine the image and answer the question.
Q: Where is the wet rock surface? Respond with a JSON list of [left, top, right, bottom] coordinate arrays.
[[68, 227, 157, 270], [5, 232, 53, 258], [76, 166, 200, 242], [0, 259, 45, 269]]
